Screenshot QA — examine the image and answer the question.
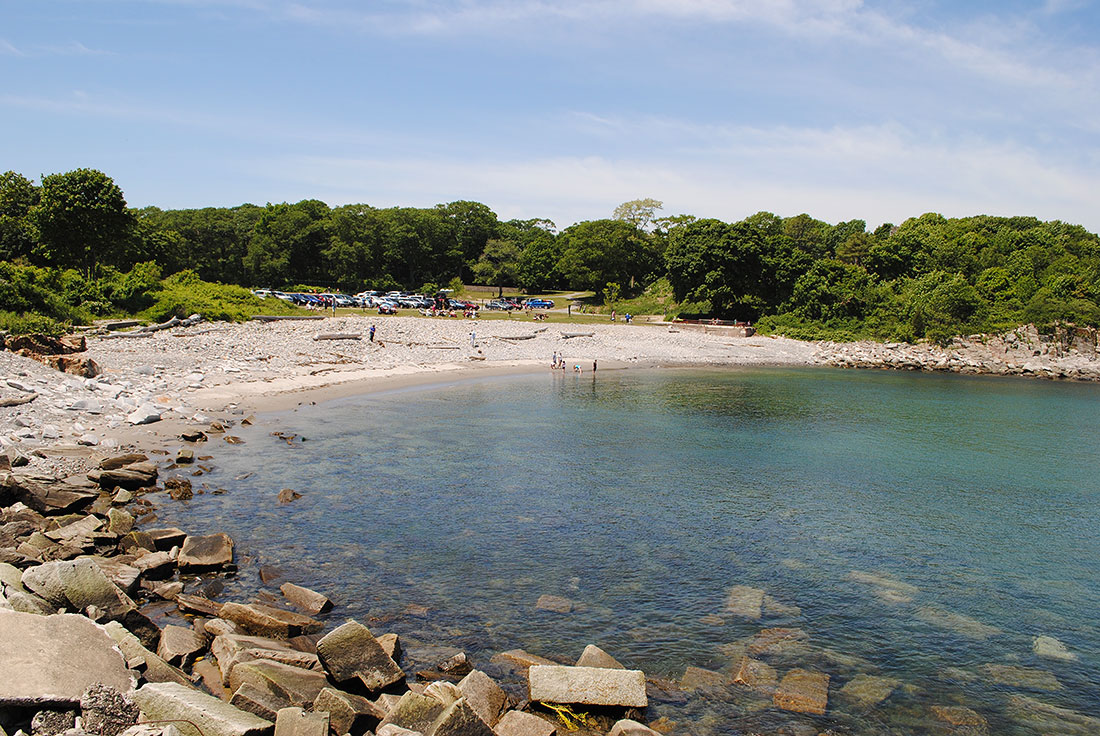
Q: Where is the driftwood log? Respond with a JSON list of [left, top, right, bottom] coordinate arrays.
[[561, 332, 595, 339], [0, 393, 38, 407], [313, 333, 361, 341], [252, 315, 325, 322]]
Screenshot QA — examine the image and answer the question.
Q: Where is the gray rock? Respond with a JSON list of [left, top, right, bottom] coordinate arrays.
[[31, 709, 77, 736], [228, 660, 328, 708], [80, 684, 140, 736], [177, 534, 234, 571], [527, 665, 647, 708], [157, 624, 206, 668], [313, 687, 384, 735], [316, 620, 404, 691], [279, 583, 332, 615], [57, 558, 136, 619], [0, 610, 134, 706], [427, 698, 493, 736], [126, 405, 161, 426], [456, 670, 506, 727], [273, 708, 327, 736], [229, 683, 289, 722], [131, 682, 273, 736], [607, 720, 660, 736], [493, 711, 556, 736], [534, 595, 573, 614], [377, 693, 444, 734], [87, 557, 141, 594], [837, 674, 898, 709], [218, 603, 321, 639], [106, 508, 134, 535], [102, 621, 190, 686], [575, 645, 624, 669]]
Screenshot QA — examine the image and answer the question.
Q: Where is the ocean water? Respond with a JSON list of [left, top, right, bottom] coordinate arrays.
[[156, 366, 1100, 734]]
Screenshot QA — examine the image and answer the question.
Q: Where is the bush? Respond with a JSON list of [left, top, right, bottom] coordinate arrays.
[[141, 270, 296, 322], [0, 310, 67, 336]]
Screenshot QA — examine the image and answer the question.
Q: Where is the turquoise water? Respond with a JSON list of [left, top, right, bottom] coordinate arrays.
[[157, 367, 1100, 734]]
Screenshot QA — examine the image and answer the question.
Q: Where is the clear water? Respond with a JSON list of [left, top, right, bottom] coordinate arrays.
[[155, 367, 1100, 734]]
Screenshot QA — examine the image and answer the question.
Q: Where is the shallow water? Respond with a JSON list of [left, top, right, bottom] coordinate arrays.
[[157, 366, 1100, 734]]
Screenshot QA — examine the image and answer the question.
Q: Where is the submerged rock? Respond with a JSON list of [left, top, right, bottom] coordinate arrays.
[[534, 594, 573, 614], [979, 663, 1062, 692], [773, 669, 829, 716], [836, 674, 899, 710], [724, 585, 765, 620], [279, 582, 332, 615], [915, 606, 1000, 639], [1032, 635, 1077, 661]]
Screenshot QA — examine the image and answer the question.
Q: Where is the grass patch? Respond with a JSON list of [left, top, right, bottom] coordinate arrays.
[[140, 270, 299, 323]]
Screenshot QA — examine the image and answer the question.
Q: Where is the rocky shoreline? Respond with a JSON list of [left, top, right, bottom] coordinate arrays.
[[3, 317, 1100, 736]]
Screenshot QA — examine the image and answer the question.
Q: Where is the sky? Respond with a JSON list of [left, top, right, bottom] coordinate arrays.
[[3, 0, 1100, 232]]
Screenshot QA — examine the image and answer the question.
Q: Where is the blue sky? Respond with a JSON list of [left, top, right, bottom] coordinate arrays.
[[3, 0, 1100, 231]]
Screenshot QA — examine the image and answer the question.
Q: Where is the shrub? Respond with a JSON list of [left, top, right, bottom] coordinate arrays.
[[141, 270, 296, 322]]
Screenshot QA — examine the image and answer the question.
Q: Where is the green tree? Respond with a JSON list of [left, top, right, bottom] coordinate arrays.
[[613, 198, 663, 231], [31, 168, 135, 276], [0, 171, 39, 262], [557, 219, 657, 293], [664, 219, 767, 318], [472, 239, 521, 296]]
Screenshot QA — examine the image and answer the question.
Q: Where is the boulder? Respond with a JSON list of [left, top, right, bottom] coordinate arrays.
[[132, 682, 273, 736], [176, 593, 224, 617], [1006, 693, 1100, 736], [30, 708, 77, 736], [0, 610, 134, 705], [228, 660, 329, 708], [178, 533, 234, 571], [456, 670, 506, 727], [98, 463, 158, 491], [99, 454, 149, 471], [316, 620, 404, 691], [212, 634, 322, 686], [534, 595, 573, 614], [106, 508, 134, 535], [489, 650, 555, 674], [146, 528, 187, 551], [527, 665, 647, 708], [724, 585, 765, 620], [377, 692, 445, 734], [273, 708, 328, 736], [493, 711, 556, 736], [313, 687, 384, 735], [276, 489, 302, 505], [219, 603, 322, 639], [680, 666, 725, 692], [607, 720, 660, 736], [102, 620, 190, 686], [575, 645, 624, 670], [127, 405, 162, 426], [80, 683, 140, 736], [279, 583, 332, 615], [45, 515, 102, 544], [157, 624, 206, 668], [836, 674, 898, 710], [231, 682, 291, 722], [134, 551, 174, 580], [731, 657, 777, 694], [930, 705, 988, 729], [426, 697, 493, 736], [1032, 635, 1076, 661], [378, 632, 402, 662], [773, 669, 829, 716]]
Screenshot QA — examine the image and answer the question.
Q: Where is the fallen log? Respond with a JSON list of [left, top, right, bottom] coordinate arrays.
[[101, 332, 155, 339], [427, 344, 462, 349], [313, 333, 361, 341], [0, 393, 38, 407], [561, 332, 595, 339], [252, 315, 325, 322], [499, 334, 538, 341]]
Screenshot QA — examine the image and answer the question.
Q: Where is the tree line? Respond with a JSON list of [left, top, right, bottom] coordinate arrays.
[[3, 169, 1099, 342]]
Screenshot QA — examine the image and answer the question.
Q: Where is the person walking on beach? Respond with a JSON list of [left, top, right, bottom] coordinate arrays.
[[369, 325, 376, 342], [470, 330, 476, 347], [593, 359, 597, 372]]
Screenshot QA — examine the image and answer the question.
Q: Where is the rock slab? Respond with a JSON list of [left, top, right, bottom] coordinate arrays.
[[0, 609, 134, 705], [132, 682, 273, 736], [527, 665, 648, 708], [316, 619, 404, 691], [273, 708, 328, 736], [773, 669, 829, 716]]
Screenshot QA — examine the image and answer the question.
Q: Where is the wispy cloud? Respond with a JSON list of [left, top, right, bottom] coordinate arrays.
[[0, 39, 114, 57], [0, 39, 26, 56]]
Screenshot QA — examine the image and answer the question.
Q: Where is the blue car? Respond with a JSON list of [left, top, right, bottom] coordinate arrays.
[[524, 298, 554, 309]]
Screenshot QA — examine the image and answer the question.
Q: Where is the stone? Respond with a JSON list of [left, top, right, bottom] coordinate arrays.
[[316, 620, 404, 691], [731, 657, 777, 694], [836, 674, 898, 709], [422, 681, 462, 707], [31, 709, 77, 736], [99, 454, 148, 471], [607, 720, 660, 736], [1006, 693, 1100, 735], [230, 683, 290, 722], [228, 660, 329, 708], [378, 692, 445, 734], [205, 618, 239, 637], [80, 684, 140, 736], [1032, 635, 1076, 661], [157, 624, 207, 668], [762, 594, 802, 618], [45, 515, 102, 544], [107, 508, 134, 535], [930, 705, 987, 728], [120, 531, 157, 555], [127, 405, 162, 426], [416, 652, 473, 682], [527, 665, 647, 708], [132, 682, 273, 736], [457, 670, 507, 727], [212, 634, 322, 685], [493, 711, 556, 736], [979, 663, 1062, 691], [915, 606, 1000, 639], [178, 533, 234, 571], [773, 669, 829, 716], [146, 528, 187, 550], [166, 478, 193, 501], [134, 551, 174, 579], [0, 610, 134, 705], [176, 449, 194, 465], [724, 585, 765, 620], [378, 632, 402, 662], [376, 728, 422, 736], [102, 620, 190, 686], [680, 666, 726, 693], [279, 583, 332, 615], [427, 698, 494, 736], [194, 658, 229, 700], [273, 708, 327, 736], [313, 687, 384, 735], [276, 489, 301, 504], [177, 593, 225, 617], [152, 582, 185, 600], [219, 603, 322, 639], [489, 650, 555, 673], [746, 628, 810, 657], [98, 463, 158, 490], [575, 645, 624, 669], [534, 595, 573, 613]]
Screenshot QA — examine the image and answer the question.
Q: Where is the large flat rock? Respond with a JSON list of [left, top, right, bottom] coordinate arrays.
[[316, 620, 404, 692], [724, 585, 765, 620], [219, 603, 321, 639], [133, 682, 273, 736], [178, 533, 234, 571], [527, 665, 647, 708], [773, 669, 829, 715], [0, 609, 134, 705]]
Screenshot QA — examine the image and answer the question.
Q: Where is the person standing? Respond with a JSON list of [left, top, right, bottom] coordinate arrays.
[[470, 330, 476, 347], [593, 359, 597, 372], [369, 324, 376, 342]]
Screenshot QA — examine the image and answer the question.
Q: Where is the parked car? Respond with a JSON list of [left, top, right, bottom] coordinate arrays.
[[377, 302, 398, 315], [487, 299, 517, 310], [524, 298, 554, 309], [448, 299, 478, 311]]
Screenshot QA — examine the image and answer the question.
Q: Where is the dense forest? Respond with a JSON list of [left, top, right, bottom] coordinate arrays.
[[2, 168, 1099, 343]]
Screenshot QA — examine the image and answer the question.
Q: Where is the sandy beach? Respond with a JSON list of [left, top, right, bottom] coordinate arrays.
[[0, 315, 820, 474]]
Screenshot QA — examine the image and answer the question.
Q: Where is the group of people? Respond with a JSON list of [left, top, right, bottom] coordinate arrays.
[[551, 352, 596, 373], [608, 310, 633, 323]]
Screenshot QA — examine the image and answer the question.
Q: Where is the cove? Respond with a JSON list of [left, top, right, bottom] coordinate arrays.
[[153, 366, 1100, 734]]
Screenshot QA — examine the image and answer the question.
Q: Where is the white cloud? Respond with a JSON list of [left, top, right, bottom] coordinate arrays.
[[0, 39, 25, 56]]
